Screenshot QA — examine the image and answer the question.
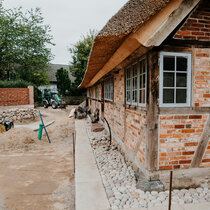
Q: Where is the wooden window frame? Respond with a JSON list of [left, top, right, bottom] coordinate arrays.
[[104, 77, 114, 101], [126, 56, 147, 107], [159, 52, 192, 107]]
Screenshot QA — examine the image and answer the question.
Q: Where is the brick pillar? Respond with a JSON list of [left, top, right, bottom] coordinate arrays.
[[28, 85, 34, 106]]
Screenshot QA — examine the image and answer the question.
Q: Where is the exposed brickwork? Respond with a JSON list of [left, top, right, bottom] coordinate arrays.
[[159, 114, 208, 170], [174, 1, 210, 41], [194, 48, 210, 107], [0, 88, 30, 106], [114, 70, 125, 104], [134, 124, 146, 166]]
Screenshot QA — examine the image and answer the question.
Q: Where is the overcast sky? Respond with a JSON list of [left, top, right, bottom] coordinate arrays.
[[3, 0, 127, 65]]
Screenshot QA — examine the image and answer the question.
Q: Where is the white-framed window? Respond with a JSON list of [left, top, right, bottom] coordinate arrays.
[[126, 56, 147, 106], [159, 52, 191, 107], [104, 77, 114, 101], [95, 85, 98, 99]]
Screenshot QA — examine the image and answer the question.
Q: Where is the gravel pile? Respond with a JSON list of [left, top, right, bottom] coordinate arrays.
[[87, 123, 210, 209]]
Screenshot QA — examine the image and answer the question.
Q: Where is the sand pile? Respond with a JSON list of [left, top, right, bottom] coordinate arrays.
[[0, 127, 37, 151], [0, 109, 75, 151]]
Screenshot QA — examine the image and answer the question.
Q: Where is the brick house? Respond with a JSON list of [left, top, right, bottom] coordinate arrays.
[[80, 0, 210, 186]]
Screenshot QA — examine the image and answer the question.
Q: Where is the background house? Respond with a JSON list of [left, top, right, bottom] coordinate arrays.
[[81, 0, 210, 188], [39, 64, 75, 91]]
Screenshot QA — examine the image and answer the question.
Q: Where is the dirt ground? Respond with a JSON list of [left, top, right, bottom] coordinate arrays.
[[0, 107, 75, 210]]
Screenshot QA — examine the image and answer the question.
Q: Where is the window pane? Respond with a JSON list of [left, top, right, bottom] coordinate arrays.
[[134, 77, 137, 89], [132, 90, 137, 102], [139, 90, 142, 103], [143, 74, 146, 88], [163, 89, 174, 103], [176, 73, 187, 87], [176, 89, 187, 103], [177, 57, 187, 71], [163, 72, 174, 87], [142, 89, 146, 104], [134, 90, 137, 102], [127, 91, 131, 102], [164, 56, 175, 71], [139, 75, 142, 88], [127, 79, 131, 90]]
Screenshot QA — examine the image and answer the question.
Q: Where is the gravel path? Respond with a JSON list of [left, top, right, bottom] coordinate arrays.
[[87, 122, 210, 209]]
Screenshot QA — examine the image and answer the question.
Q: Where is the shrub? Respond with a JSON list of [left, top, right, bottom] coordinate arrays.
[[63, 96, 85, 105]]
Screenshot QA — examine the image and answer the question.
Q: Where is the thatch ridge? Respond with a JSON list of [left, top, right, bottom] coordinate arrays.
[[81, 0, 171, 87], [98, 0, 171, 37]]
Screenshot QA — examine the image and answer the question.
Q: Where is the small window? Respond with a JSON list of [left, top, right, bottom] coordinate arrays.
[[104, 77, 114, 101], [126, 56, 147, 106], [95, 85, 98, 99], [159, 52, 191, 107]]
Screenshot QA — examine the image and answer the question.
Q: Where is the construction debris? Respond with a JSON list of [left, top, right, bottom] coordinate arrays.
[[90, 108, 99, 123], [74, 106, 86, 119]]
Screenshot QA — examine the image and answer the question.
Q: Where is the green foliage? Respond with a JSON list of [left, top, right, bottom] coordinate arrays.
[[0, 79, 31, 88], [0, 80, 42, 103], [63, 96, 86, 105], [69, 30, 96, 90], [0, 5, 54, 86], [56, 68, 71, 96]]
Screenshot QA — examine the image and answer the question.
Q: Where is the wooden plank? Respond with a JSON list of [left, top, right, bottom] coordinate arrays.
[[146, 51, 159, 173], [191, 115, 210, 168]]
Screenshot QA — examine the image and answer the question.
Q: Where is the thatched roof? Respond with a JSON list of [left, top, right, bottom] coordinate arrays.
[[80, 0, 171, 87]]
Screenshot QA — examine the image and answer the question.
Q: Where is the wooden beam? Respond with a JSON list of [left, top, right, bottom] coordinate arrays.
[[146, 51, 159, 174], [133, 0, 183, 46], [191, 116, 210, 168], [85, 0, 187, 88], [87, 38, 141, 87], [144, 0, 200, 47]]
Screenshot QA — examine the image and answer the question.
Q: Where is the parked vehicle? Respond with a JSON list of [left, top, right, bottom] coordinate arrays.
[[42, 89, 66, 109]]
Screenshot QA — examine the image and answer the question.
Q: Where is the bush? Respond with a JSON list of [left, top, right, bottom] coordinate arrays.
[[63, 96, 86, 105], [0, 80, 42, 103], [0, 80, 31, 88]]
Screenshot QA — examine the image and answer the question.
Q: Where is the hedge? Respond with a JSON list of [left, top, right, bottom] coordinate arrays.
[[0, 80, 42, 103]]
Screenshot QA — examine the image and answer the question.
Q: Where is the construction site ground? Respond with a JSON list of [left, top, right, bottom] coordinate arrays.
[[0, 107, 75, 210]]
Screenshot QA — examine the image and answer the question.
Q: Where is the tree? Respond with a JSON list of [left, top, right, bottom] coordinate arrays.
[[69, 30, 96, 90], [0, 5, 54, 86], [56, 68, 71, 96]]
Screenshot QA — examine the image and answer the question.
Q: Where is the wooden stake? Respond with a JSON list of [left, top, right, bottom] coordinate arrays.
[[168, 171, 173, 210], [73, 132, 76, 174]]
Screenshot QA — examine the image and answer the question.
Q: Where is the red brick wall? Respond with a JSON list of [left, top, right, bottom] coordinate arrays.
[[174, 1, 210, 41], [159, 114, 209, 170], [0, 88, 30, 106], [194, 48, 210, 107], [114, 70, 124, 104], [125, 109, 146, 166], [100, 69, 147, 168]]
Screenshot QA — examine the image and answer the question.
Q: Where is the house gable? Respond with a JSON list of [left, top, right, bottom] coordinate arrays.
[[173, 0, 210, 41]]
